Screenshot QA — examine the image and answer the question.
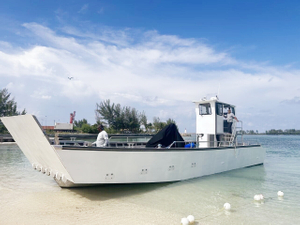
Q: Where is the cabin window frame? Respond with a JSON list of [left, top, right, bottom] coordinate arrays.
[[224, 105, 235, 116], [199, 103, 212, 115], [216, 103, 223, 116]]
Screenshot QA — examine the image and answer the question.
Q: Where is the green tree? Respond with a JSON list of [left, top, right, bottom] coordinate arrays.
[[124, 106, 140, 133], [74, 118, 98, 133], [95, 99, 117, 128], [140, 111, 153, 133], [153, 117, 166, 132], [0, 88, 26, 133], [95, 99, 143, 133], [95, 99, 178, 134], [0, 88, 26, 116], [140, 111, 148, 131], [74, 119, 88, 129], [166, 118, 176, 125], [81, 124, 92, 133]]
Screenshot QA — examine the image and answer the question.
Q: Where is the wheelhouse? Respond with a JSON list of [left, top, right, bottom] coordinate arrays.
[[194, 97, 241, 148]]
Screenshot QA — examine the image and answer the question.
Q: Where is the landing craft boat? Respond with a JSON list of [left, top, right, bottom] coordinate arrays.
[[0, 97, 265, 187]]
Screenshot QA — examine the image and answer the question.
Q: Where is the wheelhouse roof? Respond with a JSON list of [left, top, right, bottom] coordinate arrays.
[[193, 98, 236, 108]]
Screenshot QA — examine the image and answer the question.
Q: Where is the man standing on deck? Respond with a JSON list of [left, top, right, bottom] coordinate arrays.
[[226, 109, 239, 134], [92, 124, 108, 147]]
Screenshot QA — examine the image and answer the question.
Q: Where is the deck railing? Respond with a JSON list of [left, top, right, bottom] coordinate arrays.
[[109, 135, 152, 143], [167, 140, 254, 148], [106, 139, 259, 149]]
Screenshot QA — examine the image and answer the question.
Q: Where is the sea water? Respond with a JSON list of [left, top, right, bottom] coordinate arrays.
[[0, 135, 299, 225]]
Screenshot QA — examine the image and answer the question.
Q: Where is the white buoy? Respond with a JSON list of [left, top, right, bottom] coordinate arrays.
[[187, 215, 195, 224], [259, 194, 264, 200], [181, 217, 189, 225], [254, 195, 261, 201], [277, 191, 284, 197], [223, 203, 231, 210]]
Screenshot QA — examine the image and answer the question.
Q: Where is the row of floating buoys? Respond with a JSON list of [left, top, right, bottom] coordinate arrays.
[[253, 191, 284, 201], [181, 215, 195, 225], [32, 163, 68, 183], [181, 191, 284, 224]]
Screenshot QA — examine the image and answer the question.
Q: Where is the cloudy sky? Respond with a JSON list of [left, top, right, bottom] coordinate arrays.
[[1, 0, 300, 133]]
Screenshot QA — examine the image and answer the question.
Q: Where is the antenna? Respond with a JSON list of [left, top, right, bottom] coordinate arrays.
[[217, 83, 220, 99]]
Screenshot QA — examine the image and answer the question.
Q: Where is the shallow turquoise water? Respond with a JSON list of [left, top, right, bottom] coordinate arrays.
[[0, 135, 299, 224]]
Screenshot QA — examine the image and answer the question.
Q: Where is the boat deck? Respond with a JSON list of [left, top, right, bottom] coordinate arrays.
[[60, 144, 261, 151]]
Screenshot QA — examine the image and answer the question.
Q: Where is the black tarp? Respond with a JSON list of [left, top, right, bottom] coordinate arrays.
[[146, 123, 185, 148]]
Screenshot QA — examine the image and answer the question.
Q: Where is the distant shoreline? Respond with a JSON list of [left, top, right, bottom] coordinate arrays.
[[0, 142, 16, 145], [0, 133, 154, 143], [2, 132, 300, 143]]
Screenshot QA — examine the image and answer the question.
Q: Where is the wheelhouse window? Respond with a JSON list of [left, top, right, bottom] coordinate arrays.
[[199, 103, 211, 115], [231, 107, 235, 115], [216, 103, 223, 116], [224, 105, 235, 115]]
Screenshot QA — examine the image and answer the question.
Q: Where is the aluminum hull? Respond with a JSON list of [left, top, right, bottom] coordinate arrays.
[[56, 145, 264, 187]]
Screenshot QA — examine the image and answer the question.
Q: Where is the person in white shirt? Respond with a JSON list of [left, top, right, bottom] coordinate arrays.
[[225, 109, 239, 133], [93, 124, 108, 147]]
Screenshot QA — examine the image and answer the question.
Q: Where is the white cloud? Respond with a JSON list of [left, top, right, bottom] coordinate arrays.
[[0, 41, 12, 48], [1, 22, 300, 131], [42, 95, 52, 100], [78, 4, 89, 14], [281, 96, 300, 105], [30, 89, 52, 99], [97, 7, 104, 14]]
